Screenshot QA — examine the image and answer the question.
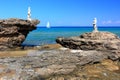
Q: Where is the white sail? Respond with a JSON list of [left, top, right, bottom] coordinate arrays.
[[46, 22, 50, 28]]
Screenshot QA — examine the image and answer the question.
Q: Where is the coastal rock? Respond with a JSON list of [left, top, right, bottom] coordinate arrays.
[[56, 32, 120, 50], [0, 18, 40, 50], [0, 48, 120, 79]]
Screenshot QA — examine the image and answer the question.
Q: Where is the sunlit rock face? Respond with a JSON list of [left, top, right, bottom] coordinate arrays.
[[0, 18, 40, 50], [56, 31, 120, 50]]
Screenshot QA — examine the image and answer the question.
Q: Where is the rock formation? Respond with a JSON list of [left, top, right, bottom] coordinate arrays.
[[56, 31, 120, 50], [0, 34, 119, 79], [0, 47, 120, 79], [0, 18, 40, 50]]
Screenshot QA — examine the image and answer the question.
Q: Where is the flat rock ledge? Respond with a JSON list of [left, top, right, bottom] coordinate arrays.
[[0, 18, 40, 50], [0, 48, 120, 80], [56, 31, 120, 50]]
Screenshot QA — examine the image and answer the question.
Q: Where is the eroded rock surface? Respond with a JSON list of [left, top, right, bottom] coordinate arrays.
[[56, 32, 120, 50], [54, 31, 120, 80], [0, 48, 119, 80], [0, 18, 40, 50]]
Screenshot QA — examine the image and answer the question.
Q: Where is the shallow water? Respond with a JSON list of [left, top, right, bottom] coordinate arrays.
[[22, 26, 120, 46]]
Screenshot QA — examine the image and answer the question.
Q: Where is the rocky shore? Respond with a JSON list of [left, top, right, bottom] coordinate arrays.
[[0, 25, 120, 79], [0, 43, 119, 80], [0, 18, 40, 50], [56, 31, 120, 50]]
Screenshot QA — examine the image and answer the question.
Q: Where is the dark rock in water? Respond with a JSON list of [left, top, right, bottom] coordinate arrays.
[[0, 18, 40, 50], [56, 32, 120, 50]]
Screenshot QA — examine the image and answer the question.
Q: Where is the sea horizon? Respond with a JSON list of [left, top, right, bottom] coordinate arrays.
[[37, 26, 120, 28], [22, 26, 120, 46]]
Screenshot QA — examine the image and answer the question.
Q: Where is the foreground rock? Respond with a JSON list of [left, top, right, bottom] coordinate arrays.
[[56, 32, 120, 50], [0, 18, 40, 50], [0, 47, 120, 80]]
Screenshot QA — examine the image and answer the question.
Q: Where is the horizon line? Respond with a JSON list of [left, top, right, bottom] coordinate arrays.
[[37, 26, 120, 27]]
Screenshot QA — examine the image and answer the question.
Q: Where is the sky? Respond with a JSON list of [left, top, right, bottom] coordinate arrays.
[[0, 0, 120, 26]]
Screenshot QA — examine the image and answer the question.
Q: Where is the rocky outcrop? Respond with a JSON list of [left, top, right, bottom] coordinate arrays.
[[0, 48, 120, 80], [0, 18, 40, 50], [56, 32, 120, 50]]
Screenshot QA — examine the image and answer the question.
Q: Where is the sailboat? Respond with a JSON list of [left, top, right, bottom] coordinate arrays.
[[46, 21, 50, 28]]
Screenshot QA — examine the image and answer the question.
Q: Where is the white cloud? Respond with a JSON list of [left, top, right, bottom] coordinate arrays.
[[102, 20, 120, 25], [115, 21, 120, 24], [102, 20, 112, 24]]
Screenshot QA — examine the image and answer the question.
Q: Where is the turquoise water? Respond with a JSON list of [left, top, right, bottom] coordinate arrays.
[[22, 26, 120, 46]]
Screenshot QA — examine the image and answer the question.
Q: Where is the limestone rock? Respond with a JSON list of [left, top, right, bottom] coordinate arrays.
[[80, 32, 118, 40], [0, 49, 120, 79], [0, 18, 40, 50], [56, 32, 120, 50]]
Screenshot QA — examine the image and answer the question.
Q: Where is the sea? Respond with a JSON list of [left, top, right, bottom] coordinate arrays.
[[22, 26, 120, 46]]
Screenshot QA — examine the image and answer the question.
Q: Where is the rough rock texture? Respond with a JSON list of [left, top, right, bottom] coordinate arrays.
[[56, 32, 120, 50], [0, 48, 120, 80], [0, 18, 40, 50]]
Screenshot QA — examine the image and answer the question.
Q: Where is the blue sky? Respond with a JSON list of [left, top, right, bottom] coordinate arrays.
[[0, 0, 120, 26]]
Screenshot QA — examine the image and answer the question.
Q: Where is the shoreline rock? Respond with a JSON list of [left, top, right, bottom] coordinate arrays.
[[56, 31, 120, 50], [0, 47, 119, 79], [0, 18, 40, 50], [0, 28, 120, 79]]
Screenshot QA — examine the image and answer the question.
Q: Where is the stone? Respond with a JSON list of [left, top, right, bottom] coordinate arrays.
[[0, 48, 120, 79], [0, 18, 40, 50], [101, 59, 119, 71], [93, 18, 98, 32], [27, 7, 32, 21], [56, 31, 120, 50]]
